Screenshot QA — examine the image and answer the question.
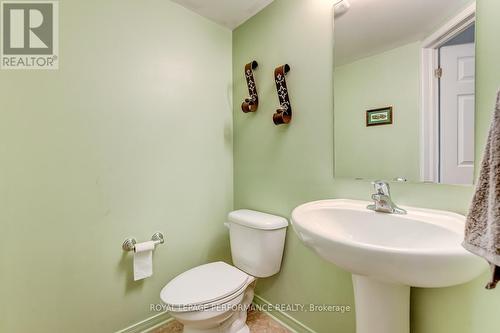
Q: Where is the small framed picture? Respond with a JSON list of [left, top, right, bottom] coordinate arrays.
[[366, 106, 393, 127]]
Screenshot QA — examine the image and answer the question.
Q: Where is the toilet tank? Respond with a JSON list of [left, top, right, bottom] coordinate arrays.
[[227, 209, 288, 278]]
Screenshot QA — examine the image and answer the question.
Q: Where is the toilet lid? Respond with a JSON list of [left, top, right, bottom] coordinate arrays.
[[160, 262, 250, 308]]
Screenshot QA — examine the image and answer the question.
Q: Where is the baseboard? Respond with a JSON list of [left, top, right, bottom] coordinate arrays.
[[253, 295, 319, 333], [115, 311, 173, 333], [116, 296, 316, 333]]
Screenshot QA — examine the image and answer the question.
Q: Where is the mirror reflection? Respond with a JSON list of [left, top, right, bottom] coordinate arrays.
[[334, 0, 476, 185]]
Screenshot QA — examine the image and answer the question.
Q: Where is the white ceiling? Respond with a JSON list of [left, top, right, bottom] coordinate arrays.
[[335, 0, 474, 66], [171, 0, 274, 30]]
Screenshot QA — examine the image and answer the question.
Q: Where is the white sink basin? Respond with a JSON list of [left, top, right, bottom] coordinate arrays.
[[291, 199, 486, 333], [291, 199, 484, 287]]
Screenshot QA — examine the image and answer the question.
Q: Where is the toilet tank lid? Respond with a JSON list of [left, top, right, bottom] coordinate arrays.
[[228, 209, 288, 230]]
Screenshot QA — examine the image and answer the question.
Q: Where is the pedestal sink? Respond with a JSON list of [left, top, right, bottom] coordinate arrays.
[[291, 199, 486, 333]]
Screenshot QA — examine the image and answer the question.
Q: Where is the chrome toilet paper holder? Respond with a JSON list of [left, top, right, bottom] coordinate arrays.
[[122, 232, 165, 252]]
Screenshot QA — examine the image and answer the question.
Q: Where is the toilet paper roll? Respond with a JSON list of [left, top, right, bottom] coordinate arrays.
[[133, 241, 155, 281], [134, 240, 155, 253]]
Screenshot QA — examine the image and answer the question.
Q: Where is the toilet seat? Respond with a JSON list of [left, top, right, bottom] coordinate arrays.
[[160, 262, 251, 312]]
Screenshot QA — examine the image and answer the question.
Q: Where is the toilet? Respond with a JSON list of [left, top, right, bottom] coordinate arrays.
[[160, 209, 288, 333]]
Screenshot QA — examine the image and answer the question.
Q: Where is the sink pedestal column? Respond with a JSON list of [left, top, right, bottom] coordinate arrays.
[[352, 275, 410, 333]]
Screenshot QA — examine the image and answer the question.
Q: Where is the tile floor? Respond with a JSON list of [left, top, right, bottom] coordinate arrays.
[[153, 309, 290, 333]]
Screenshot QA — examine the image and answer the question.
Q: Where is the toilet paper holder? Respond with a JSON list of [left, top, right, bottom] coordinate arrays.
[[122, 232, 165, 252]]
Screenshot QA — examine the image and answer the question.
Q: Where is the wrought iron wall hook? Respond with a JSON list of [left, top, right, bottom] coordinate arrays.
[[241, 60, 259, 113], [273, 64, 292, 125]]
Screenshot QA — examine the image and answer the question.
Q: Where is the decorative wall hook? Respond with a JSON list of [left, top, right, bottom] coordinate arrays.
[[273, 64, 292, 125], [241, 60, 259, 113]]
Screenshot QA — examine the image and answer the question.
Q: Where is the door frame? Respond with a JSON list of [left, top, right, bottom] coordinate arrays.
[[420, 2, 476, 182]]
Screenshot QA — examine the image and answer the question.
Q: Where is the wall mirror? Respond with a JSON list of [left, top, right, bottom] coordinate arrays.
[[333, 0, 476, 185]]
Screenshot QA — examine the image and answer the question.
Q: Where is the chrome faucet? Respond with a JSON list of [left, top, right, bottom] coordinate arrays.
[[367, 180, 407, 214]]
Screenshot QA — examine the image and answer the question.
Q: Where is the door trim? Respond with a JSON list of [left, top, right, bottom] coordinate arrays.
[[420, 2, 476, 182]]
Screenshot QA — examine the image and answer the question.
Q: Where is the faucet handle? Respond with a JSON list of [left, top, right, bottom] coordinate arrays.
[[369, 180, 407, 215], [372, 180, 391, 196]]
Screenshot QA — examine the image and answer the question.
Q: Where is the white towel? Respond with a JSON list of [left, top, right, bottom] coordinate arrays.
[[463, 90, 500, 289]]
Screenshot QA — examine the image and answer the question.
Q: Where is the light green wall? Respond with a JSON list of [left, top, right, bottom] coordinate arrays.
[[334, 42, 421, 181], [233, 0, 500, 332], [0, 1, 232, 332]]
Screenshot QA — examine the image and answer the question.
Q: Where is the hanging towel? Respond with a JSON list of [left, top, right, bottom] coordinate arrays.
[[463, 90, 500, 289]]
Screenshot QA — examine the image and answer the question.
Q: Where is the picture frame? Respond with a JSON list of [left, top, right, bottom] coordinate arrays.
[[366, 106, 393, 127]]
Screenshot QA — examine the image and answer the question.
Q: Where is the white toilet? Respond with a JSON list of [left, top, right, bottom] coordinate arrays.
[[160, 209, 288, 333]]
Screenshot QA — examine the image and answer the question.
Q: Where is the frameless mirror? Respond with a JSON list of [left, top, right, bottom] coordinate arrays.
[[333, 0, 476, 185]]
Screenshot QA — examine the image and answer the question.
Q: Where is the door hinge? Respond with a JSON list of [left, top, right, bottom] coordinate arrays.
[[435, 67, 442, 78]]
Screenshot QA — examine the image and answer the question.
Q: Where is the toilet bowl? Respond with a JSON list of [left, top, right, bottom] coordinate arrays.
[[160, 210, 288, 333], [161, 262, 256, 333]]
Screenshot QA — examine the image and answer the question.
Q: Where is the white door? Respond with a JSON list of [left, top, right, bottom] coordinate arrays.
[[439, 43, 475, 185]]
